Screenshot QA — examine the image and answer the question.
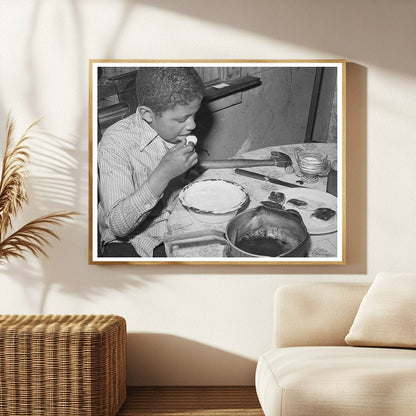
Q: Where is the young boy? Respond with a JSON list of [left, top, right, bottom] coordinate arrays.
[[98, 67, 204, 257]]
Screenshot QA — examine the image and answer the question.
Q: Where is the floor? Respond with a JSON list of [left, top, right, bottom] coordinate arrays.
[[116, 386, 264, 416]]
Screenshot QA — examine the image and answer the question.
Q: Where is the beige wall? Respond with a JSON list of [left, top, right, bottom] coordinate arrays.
[[0, 0, 415, 385]]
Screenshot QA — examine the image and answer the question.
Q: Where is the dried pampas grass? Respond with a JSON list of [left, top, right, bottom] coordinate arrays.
[[0, 115, 78, 265]]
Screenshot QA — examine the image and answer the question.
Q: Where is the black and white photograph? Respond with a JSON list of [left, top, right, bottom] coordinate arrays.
[[89, 60, 345, 264]]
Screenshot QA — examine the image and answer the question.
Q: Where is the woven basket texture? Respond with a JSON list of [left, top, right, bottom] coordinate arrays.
[[0, 314, 126, 416]]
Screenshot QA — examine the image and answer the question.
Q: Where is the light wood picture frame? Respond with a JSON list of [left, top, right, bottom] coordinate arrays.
[[89, 60, 346, 265]]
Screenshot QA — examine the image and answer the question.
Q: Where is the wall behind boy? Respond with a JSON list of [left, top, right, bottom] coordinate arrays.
[[197, 66, 337, 160], [198, 67, 316, 160], [0, 0, 415, 385]]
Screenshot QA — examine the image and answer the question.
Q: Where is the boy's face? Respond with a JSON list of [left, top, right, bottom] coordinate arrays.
[[143, 98, 202, 144]]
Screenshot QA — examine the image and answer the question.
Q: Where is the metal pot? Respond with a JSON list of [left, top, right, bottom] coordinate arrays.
[[164, 205, 309, 258], [225, 205, 309, 257]]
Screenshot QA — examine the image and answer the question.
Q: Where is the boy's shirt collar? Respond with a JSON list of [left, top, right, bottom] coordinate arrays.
[[134, 108, 157, 151], [134, 108, 175, 151]]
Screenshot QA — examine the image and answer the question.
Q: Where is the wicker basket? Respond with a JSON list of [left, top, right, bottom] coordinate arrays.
[[0, 314, 126, 416]]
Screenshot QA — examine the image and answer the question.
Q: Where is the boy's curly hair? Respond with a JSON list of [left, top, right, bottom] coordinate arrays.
[[136, 67, 204, 115]]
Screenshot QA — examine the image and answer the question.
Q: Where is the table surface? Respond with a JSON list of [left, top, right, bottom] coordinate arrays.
[[165, 143, 339, 259]]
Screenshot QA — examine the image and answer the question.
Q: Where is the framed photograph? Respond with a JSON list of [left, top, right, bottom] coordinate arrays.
[[89, 60, 345, 265]]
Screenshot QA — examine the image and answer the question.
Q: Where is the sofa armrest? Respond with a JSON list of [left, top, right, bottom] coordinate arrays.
[[273, 282, 370, 348]]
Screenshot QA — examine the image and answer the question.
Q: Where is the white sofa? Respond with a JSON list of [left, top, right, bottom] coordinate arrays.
[[255, 282, 416, 416]]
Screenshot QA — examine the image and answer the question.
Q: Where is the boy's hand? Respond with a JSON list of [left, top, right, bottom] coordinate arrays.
[[148, 138, 198, 197], [160, 138, 198, 177]]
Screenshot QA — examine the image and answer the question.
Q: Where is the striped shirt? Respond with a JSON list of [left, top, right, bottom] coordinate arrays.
[[97, 109, 182, 257]]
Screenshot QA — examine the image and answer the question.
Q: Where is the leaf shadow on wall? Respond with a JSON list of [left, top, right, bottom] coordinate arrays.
[[0, 1, 151, 312], [0, 127, 150, 314], [126, 333, 257, 386], [134, 0, 413, 76]]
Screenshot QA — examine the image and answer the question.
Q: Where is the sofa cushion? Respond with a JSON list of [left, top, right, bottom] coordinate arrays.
[[255, 346, 416, 416], [274, 282, 370, 348], [345, 272, 416, 348]]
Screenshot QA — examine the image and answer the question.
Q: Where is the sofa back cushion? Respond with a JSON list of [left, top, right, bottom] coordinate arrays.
[[274, 282, 370, 348], [345, 272, 416, 348]]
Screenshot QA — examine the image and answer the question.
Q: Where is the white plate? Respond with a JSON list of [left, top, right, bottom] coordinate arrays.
[[281, 188, 337, 235], [179, 179, 249, 214]]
